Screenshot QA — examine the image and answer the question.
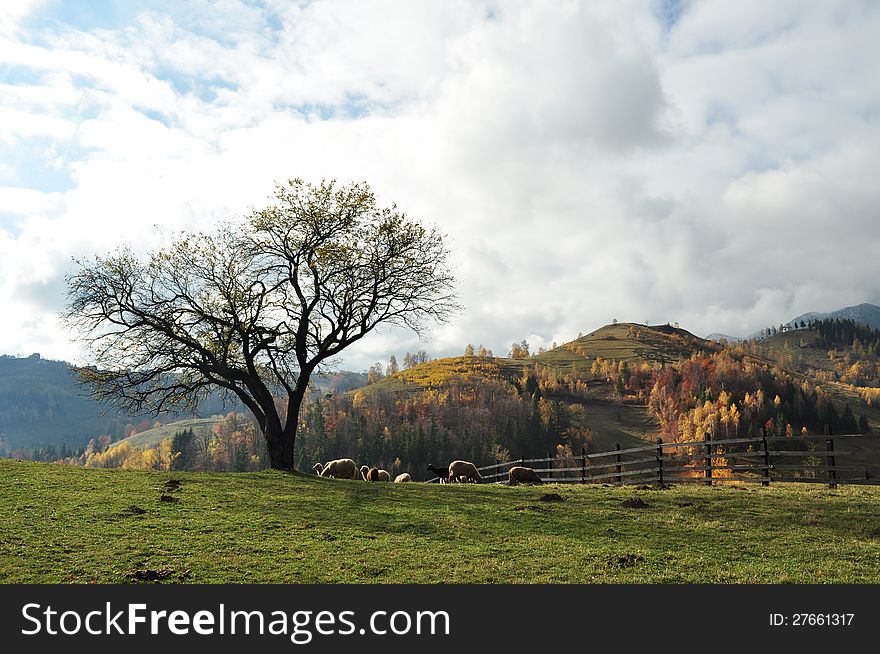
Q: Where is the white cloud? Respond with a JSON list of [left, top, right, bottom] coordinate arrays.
[[0, 0, 879, 369]]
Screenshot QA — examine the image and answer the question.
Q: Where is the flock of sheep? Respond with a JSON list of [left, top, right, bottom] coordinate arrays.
[[312, 458, 544, 485]]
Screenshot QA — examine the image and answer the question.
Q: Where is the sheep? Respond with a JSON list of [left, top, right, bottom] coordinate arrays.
[[425, 464, 449, 484], [315, 458, 359, 479], [360, 465, 369, 480], [448, 460, 482, 484], [365, 467, 391, 481], [507, 466, 543, 485], [394, 473, 412, 483]]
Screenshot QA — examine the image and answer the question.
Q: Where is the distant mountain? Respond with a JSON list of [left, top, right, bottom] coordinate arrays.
[[0, 354, 239, 453], [312, 370, 369, 394], [790, 303, 880, 330], [0, 353, 369, 454], [705, 333, 743, 343], [747, 303, 880, 339]]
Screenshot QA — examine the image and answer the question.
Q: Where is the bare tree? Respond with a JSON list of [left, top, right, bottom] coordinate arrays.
[[64, 178, 458, 469]]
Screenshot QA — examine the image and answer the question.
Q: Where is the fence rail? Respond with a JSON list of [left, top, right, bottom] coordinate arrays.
[[464, 429, 880, 488]]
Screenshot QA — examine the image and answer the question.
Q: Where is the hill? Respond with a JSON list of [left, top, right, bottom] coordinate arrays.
[[13, 318, 880, 479], [534, 323, 720, 368], [791, 303, 880, 331], [747, 303, 880, 339], [3, 459, 880, 583], [363, 323, 719, 395], [0, 353, 368, 456], [353, 323, 724, 453], [0, 354, 131, 452], [122, 417, 226, 449], [312, 370, 369, 394], [705, 333, 743, 343], [309, 319, 880, 480]]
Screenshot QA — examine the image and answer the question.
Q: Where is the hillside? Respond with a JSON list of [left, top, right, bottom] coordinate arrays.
[[300, 319, 880, 481], [535, 322, 721, 368], [362, 323, 720, 395], [0, 355, 131, 452], [0, 354, 234, 453], [122, 417, 226, 449], [791, 303, 880, 331], [349, 323, 725, 455], [3, 459, 880, 583], [0, 354, 367, 456], [14, 319, 880, 479]]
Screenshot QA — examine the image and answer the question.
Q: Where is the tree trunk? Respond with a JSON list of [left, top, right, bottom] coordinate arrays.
[[264, 418, 295, 470], [263, 384, 310, 470]]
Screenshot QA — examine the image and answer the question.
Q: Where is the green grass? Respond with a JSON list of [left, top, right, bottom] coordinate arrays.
[[3, 459, 880, 584]]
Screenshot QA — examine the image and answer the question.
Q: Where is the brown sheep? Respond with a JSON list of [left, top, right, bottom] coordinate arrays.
[[507, 466, 543, 485]]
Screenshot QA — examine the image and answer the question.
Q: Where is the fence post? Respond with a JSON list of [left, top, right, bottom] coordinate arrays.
[[761, 426, 770, 487], [656, 437, 664, 486], [496, 458, 500, 483], [547, 451, 553, 481], [704, 432, 712, 486], [581, 447, 587, 484], [825, 425, 837, 489], [615, 443, 622, 485]]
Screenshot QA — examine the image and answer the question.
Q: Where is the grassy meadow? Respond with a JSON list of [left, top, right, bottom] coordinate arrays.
[[2, 459, 880, 584]]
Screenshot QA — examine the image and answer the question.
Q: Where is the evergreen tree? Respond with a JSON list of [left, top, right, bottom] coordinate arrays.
[[170, 428, 196, 471]]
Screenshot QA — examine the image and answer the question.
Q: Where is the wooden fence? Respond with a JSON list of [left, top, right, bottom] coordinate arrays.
[[428, 429, 880, 489]]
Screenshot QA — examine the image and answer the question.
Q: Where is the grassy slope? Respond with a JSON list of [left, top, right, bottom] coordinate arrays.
[[536, 322, 720, 369], [759, 330, 880, 428], [362, 323, 719, 398], [3, 460, 880, 584], [123, 417, 225, 449], [350, 324, 736, 452]]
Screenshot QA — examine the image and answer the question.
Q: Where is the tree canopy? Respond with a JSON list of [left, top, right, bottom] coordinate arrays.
[[64, 178, 458, 469]]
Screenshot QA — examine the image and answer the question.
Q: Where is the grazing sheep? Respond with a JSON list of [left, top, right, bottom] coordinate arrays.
[[448, 460, 482, 483], [360, 465, 369, 480], [365, 467, 391, 482], [316, 458, 359, 479], [507, 466, 543, 485], [312, 462, 324, 475], [425, 464, 449, 484], [394, 473, 412, 483]]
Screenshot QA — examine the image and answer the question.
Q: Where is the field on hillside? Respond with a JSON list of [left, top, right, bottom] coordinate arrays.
[[538, 322, 720, 368], [3, 460, 880, 584], [123, 416, 225, 449]]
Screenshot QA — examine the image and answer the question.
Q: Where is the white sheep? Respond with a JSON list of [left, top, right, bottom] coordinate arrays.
[[448, 460, 482, 483], [394, 473, 412, 483], [314, 458, 359, 479], [507, 466, 543, 485]]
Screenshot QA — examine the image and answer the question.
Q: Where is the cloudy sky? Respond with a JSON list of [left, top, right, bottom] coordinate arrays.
[[1, 0, 879, 371]]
